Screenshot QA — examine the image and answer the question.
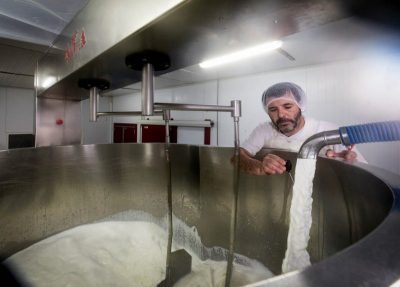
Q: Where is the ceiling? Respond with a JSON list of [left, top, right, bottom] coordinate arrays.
[[1, 1, 400, 92], [0, 0, 89, 89], [107, 16, 400, 96]]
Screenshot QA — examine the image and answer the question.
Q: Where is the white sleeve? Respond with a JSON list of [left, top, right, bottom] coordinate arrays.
[[241, 124, 270, 156]]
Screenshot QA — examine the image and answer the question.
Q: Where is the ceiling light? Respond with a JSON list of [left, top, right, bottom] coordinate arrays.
[[41, 76, 57, 89], [199, 40, 282, 69]]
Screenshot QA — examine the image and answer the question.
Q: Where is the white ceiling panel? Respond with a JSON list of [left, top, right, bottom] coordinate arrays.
[[0, 0, 88, 89]]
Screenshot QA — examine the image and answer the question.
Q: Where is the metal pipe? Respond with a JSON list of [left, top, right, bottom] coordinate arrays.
[[225, 116, 241, 287], [95, 97, 241, 119], [164, 110, 171, 145], [97, 111, 143, 117], [154, 100, 241, 116], [89, 86, 99, 122], [298, 130, 343, 159], [154, 102, 232, 112], [142, 63, 154, 116], [164, 109, 172, 286]]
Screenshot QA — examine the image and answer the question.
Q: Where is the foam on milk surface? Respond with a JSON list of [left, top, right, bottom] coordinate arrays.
[[6, 215, 273, 287], [282, 158, 317, 273]]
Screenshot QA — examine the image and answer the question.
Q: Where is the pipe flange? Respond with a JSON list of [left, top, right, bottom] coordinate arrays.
[[125, 50, 170, 71], [78, 78, 110, 90]]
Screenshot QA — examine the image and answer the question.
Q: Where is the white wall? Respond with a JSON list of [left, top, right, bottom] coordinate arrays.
[[0, 87, 35, 150]]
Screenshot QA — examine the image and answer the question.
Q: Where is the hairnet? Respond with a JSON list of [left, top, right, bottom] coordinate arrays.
[[261, 82, 307, 112]]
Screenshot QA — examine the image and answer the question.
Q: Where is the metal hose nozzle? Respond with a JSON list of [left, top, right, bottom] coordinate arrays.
[[298, 121, 400, 159], [298, 130, 343, 159]]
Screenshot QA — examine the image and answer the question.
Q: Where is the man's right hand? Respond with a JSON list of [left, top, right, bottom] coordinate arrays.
[[262, 154, 287, 175], [238, 148, 287, 176]]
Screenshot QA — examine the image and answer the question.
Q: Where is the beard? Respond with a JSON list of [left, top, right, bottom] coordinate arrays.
[[273, 110, 302, 135]]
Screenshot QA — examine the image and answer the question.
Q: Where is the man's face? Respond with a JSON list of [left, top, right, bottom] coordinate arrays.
[[267, 96, 303, 136]]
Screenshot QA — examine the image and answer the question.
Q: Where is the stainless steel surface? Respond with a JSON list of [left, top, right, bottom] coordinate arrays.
[[96, 111, 144, 117], [35, 97, 82, 146], [0, 144, 398, 287], [142, 63, 155, 116], [249, 161, 400, 286], [298, 130, 343, 159], [89, 86, 98, 122], [36, 0, 347, 100]]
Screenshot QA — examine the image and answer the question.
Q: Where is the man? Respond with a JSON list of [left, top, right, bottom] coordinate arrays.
[[240, 82, 366, 175]]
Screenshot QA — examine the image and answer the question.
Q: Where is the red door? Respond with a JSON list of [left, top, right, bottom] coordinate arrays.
[[141, 125, 177, 143], [113, 123, 137, 143]]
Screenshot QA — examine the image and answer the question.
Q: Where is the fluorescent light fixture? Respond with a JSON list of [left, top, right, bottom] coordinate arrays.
[[42, 76, 57, 89], [199, 40, 282, 69]]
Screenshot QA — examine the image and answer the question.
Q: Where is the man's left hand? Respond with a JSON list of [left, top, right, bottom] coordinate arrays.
[[326, 145, 357, 161]]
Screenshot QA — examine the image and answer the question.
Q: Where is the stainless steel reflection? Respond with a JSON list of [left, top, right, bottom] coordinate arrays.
[[36, 98, 82, 147], [0, 144, 399, 286]]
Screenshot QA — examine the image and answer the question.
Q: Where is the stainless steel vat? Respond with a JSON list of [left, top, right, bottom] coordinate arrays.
[[0, 144, 399, 286]]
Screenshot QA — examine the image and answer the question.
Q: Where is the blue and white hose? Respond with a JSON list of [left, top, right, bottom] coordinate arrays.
[[340, 121, 400, 145]]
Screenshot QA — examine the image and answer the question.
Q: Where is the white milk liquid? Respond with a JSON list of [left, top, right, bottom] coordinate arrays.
[[282, 158, 317, 273], [5, 212, 273, 287]]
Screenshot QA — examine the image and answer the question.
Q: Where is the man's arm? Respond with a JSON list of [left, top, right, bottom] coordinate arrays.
[[239, 148, 287, 175], [238, 148, 265, 175]]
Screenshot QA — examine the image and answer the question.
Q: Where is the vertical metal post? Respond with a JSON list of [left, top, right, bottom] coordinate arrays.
[[89, 86, 98, 122], [142, 63, 154, 116], [164, 110, 171, 144], [225, 100, 241, 287], [164, 109, 172, 286]]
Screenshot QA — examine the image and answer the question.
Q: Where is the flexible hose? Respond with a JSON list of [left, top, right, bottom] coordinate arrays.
[[340, 121, 400, 145]]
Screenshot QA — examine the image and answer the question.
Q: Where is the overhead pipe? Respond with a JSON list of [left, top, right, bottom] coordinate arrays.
[[78, 78, 110, 122], [89, 86, 99, 122], [142, 63, 155, 116], [126, 50, 171, 117]]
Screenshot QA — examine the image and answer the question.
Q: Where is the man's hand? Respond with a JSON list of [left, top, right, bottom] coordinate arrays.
[[326, 145, 357, 161], [262, 154, 286, 175], [238, 148, 288, 175]]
